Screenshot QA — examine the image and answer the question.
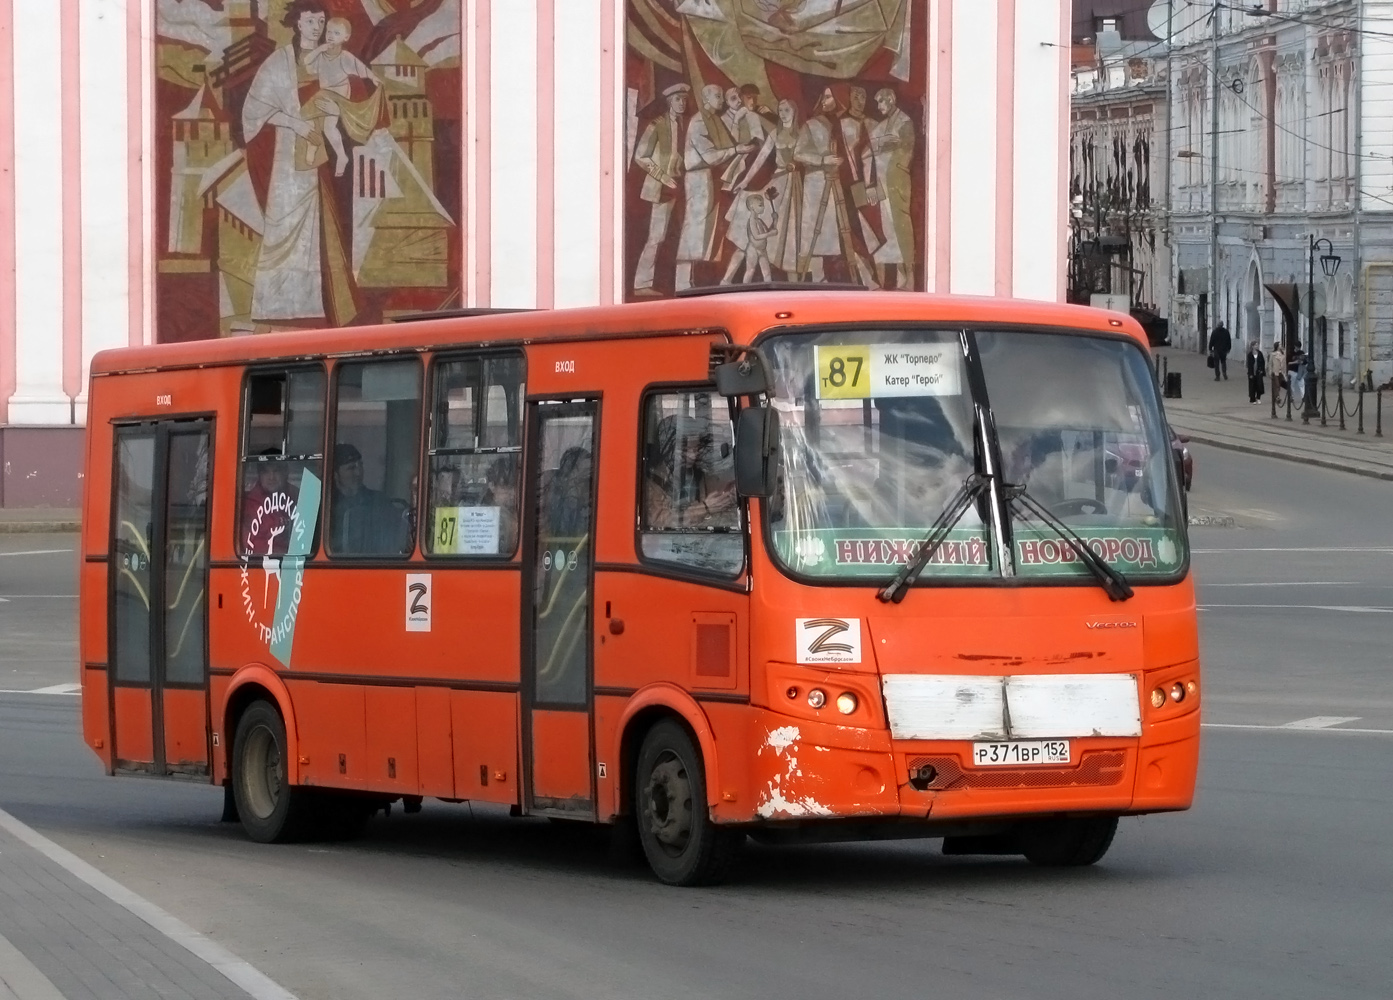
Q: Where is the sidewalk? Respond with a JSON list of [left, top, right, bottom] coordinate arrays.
[[0, 810, 260, 1000], [0, 510, 79, 534], [1155, 347, 1393, 481]]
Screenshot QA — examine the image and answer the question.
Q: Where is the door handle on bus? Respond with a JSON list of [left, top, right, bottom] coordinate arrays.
[[609, 618, 625, 636]]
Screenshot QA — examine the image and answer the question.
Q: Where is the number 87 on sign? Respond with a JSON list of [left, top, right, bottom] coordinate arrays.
[[817, 345, 870, 399]]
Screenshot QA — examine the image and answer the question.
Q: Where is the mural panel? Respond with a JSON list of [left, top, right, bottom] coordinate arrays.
[[624, 0, 927, 300], [155, 0, 462, 341]]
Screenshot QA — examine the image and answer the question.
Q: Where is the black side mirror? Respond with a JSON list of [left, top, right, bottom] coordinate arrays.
[[714, 357, 770, 397], [735, 406, 780, 498]]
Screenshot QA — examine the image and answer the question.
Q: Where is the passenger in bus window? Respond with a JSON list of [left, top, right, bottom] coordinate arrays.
[[242, 449, 294, 556], [645, 417, 737, 529], [331, 443, 408, 555]]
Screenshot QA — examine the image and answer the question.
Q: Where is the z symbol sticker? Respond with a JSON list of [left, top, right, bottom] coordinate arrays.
[[796, 618, 862, 664]]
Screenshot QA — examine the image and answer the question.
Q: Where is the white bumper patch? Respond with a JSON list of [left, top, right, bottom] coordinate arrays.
[[881, 673, 1141, 741]]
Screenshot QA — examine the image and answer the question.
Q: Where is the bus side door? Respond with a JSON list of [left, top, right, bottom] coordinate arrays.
[[109, 419, 213, 777], [520, 397, 600, 817]]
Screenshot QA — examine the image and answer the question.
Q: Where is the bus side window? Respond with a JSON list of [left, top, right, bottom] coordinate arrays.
[[638, 390, 743, 578], [328, 359, 421, 558], [239, 368, 325, 558], [425, 353, 524, 558]]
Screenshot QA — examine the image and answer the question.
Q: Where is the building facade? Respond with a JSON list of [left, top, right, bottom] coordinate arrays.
[[1168, 0, 1390, 382], [0, 0, 1070, 507], [1069, 16, 1170, 333]]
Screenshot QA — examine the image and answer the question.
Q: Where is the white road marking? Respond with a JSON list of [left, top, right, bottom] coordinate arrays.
[[0, 549, 73, 557], [0, 684, 80, 696], [0, 929, 66, 999], [0, 806, 301, 1000], [1200, 581, 1359, 587], [1281, 716, 1362, 729], [1199, 604, 1393, 613], [1193, 547, 1393, 554], [1204, 723, 1393, 735]]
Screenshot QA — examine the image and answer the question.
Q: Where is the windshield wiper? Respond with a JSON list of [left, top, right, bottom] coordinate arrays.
[[1005, 486, 1134, 602], [878, 474, 987, 604]]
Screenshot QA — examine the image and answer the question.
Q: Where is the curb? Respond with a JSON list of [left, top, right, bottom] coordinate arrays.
[[0, 520, 80, 534], [1175, 431, 1393, 483]]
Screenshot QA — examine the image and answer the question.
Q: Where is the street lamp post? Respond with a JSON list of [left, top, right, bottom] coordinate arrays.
[[1304, 236, 1342, 424]]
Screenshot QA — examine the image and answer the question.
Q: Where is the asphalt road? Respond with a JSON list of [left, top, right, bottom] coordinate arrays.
[[1, 445, 1390, 999]]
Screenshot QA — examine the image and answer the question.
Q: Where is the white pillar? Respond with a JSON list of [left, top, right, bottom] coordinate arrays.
[[949, 0, 996, 296], [8, 0, 69, 424], [552, 2, 601, 309], [76, 0, 131, 422], [489, 3, 538, 309]]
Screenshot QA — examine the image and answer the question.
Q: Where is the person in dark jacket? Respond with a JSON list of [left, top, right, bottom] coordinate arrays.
[[1208, 323, 1232, 380], [1245, 340, 1266, 403]]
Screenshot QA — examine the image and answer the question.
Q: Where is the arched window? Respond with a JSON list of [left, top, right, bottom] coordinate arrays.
[[1247, 61, 1266, 208]]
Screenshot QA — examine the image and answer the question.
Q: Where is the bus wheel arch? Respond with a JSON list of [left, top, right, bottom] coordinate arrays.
[[223, 666, 301, 786], [614, 685, 720, 820]]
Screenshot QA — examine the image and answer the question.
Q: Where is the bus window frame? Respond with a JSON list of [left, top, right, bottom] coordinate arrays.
[[236, 363, 327, 561], [419, 348, 527, 565], [324, 353, 425, 563], [749, 321, 1191, 592], [633, 380, 749, 587]]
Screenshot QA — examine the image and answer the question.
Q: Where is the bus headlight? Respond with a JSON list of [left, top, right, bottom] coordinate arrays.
[[807, 688, 827, 709], [836, 692, 858, 715], [1170, 682, 1186, 703]]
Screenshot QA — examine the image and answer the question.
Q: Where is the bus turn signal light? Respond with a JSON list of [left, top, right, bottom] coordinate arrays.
[[807, 688, 827, 709], [836, 692, 858, 715], [1150, 687, 1166, 709]]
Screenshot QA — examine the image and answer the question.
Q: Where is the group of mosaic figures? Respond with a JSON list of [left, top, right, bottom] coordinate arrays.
[[632, 82, 917, 295]]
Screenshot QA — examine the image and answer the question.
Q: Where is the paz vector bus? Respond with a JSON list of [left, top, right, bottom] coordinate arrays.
[[79, 288, 1199, 885]]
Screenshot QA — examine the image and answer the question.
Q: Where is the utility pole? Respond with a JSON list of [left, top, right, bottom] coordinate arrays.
[[1163, 0, 1174, 337], [1208, 1, 1220, 356]]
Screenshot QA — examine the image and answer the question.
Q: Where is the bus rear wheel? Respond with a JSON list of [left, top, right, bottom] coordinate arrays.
[[232, 700, 315, 844], [1020, 815, 1119, 867], [634, 720, 742, 886]]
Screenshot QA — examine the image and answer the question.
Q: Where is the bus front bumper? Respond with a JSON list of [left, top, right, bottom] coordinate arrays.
[[742, 704, 1199, 825]]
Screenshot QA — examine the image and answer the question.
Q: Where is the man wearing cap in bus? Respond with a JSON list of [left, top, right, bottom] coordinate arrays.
[[331, 442, 406, 555], [632, 83, 691, 297]]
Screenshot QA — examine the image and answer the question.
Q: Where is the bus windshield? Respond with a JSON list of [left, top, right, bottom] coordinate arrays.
[[763, 327, 1187, 585]]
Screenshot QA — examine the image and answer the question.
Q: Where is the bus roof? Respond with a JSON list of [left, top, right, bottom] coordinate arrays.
[[90, 291, 1146, 377]]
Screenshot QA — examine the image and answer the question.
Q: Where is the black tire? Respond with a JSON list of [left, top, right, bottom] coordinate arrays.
[[1020, 815, 1119, 867], [634, 719, 742, 886], [231, 700, 316, 844]]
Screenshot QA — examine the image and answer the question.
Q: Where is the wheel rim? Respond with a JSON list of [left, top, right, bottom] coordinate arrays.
[[240, 723, 281, 821], [643, 750, 693, 857]]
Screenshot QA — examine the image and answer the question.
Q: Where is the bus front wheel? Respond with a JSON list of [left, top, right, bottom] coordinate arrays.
[[1020, 815, 1119, 867], [232, 700, 315, 843], [634, 720, 742, 886]]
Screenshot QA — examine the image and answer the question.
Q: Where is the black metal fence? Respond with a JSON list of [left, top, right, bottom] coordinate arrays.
[[1270, 378, 1383, 437], [1151, 354, 1384, 438]]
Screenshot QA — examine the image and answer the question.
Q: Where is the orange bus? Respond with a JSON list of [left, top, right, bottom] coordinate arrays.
[[79, 289, 1199, 885]]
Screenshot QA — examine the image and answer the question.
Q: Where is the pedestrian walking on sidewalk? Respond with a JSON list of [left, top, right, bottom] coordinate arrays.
[[1289, 341, 1307, 404], [1245, 341, 1266, 403], [1269, 340, 1286, 398], [1208, 323, 1232, 381]]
